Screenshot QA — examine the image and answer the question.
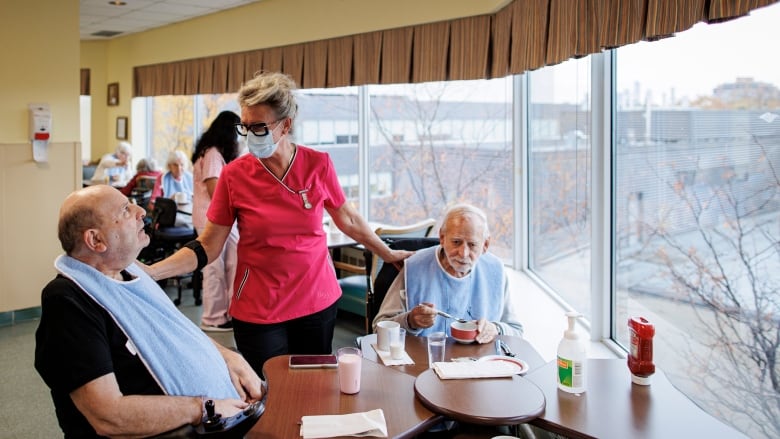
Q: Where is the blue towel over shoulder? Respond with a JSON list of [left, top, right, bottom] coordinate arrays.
[[55, 255, 239, 399]]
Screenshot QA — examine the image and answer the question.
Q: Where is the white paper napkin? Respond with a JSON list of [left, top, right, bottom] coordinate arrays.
[[371, 343, 414, 366], [300, 408, 388, 438], [432, 360, 520, 379]]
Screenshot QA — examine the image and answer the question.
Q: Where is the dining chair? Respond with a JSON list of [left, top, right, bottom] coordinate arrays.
[[140, 197, 202, 307], [351, 236, 440, 348], [365, 236, 440, 329], [128, 175, 157, 209], [335, 218, 437, 333]]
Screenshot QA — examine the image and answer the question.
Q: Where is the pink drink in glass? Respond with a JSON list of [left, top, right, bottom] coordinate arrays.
[[337, 347, 362, 394]]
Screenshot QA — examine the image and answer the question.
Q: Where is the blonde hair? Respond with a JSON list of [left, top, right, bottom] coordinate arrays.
[[237, 71, 298, 122]]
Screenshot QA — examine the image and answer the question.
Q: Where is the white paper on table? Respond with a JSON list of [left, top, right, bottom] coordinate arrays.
[[371, 343, 414, 366], [300, 408, 388, 438], [432, 360, 519, 379]]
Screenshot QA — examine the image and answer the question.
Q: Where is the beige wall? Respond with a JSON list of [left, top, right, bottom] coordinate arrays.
[[0, 2, 80, 312], [81, 41, 110, 160], [81, 0, 511, 160]]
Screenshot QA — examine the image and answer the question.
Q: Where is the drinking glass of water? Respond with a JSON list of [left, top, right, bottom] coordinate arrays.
[[427, 331, 446, 367]]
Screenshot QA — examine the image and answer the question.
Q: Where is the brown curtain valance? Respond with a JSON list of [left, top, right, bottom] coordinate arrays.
[[133, 0, 778, 97]]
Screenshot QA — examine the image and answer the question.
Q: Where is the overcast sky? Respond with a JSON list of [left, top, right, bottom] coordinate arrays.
[[617, 2, 780, 104]]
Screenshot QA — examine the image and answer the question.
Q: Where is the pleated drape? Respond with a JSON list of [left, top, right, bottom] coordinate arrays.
[[326, 36, 354, 88], [353, 32, 382, 86], [412, 21, 450, 84], [381, 27, 414, 85], [449, 16, 491, 81], [132, 0, 779, 97], [302, 40, 328, 89]]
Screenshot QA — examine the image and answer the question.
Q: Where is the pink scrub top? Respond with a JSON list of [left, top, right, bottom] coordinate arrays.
[[208, 146, 345, 324]]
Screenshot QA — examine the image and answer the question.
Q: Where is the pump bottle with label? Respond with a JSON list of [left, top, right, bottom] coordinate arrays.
[[557, 311, 586, 393]]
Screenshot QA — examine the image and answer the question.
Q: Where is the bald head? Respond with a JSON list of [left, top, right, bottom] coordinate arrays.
[[58, 186, 109, 255]]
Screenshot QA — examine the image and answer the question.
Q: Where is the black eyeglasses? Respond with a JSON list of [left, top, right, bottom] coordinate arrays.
[[235, 120, 281, 137]]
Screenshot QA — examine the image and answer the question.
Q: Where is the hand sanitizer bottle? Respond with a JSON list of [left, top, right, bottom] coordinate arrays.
[[557, 311, 586, 393]]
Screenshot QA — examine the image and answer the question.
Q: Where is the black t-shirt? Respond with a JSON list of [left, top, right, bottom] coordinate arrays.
[[34, 275, 163, 438]]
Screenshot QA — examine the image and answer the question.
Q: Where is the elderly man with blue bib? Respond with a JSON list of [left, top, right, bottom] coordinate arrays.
[[372, 203, 523, 343], [34, 185, 263, 438]]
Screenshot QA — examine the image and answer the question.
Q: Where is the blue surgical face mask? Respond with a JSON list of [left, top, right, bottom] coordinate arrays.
[[246, 123, 280, 159]]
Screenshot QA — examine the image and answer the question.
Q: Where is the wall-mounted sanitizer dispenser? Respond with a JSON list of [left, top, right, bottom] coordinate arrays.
[[30, 103, 52, 163]]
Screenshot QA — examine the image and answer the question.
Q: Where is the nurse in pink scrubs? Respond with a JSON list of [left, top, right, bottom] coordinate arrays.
[[147, 71, 412, 376]]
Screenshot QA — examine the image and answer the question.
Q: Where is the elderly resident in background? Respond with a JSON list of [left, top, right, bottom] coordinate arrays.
[[149, 150, 194, 210], [34, 185, 263, 438], [119, 157, 161, 197], [191, 110, 242, 332], [373, 203, 523, 343], [145, 71, 412, 376], [90, 141, 133, 186]]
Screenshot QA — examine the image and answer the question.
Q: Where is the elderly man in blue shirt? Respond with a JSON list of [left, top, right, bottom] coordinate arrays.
[[372, 203, 523, 343]]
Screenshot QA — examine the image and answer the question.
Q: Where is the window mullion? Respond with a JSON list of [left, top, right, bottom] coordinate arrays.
[[513, 74, 528, 270], [590, 51, 612, 343], [358, 85, 370, 219]]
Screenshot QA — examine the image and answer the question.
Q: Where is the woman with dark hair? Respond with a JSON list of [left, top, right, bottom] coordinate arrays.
[[192, 110, 242, 331]]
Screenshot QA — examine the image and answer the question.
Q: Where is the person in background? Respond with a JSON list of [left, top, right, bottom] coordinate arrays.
[[373, 203, 523, 343], [144, 71, 412, 376], [34, 185, 263, 438], [90, 141, 133, 186], [149, 150, 194, 210], [120, 157, 162, 197], [191, 111, 242, 332]]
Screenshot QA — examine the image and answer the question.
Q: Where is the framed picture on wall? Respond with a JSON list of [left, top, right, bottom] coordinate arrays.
[[116, 116, 128, 140], [107, 82, 119, 106]]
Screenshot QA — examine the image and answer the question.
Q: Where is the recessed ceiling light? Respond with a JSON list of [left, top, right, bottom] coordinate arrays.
[[108, 1, 127, 5]]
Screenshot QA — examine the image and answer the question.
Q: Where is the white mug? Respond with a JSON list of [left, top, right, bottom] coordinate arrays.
[[376, 321, 400, 351], [174, 192, 187, 204]]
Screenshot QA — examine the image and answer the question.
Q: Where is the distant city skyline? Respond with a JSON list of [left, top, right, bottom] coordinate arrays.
[[617, 2, 780, 106]]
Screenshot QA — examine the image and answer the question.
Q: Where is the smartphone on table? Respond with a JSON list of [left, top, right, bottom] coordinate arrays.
[[288, 354, 338, 369]]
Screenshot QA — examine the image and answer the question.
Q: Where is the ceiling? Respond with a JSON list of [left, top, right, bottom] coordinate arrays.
[[80, 0, 261, 40]]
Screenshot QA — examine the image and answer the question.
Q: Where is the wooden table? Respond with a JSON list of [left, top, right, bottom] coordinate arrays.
[[362, 333, 548, 428], [361, 333, 546, 377], [414, 368, 546, 426], [524, 358, 748, 439], [247, 355, 442, 438]]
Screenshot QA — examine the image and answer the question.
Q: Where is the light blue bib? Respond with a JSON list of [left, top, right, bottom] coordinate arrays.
[[54, 255, 238, 399], [404, 246, 504, 336]]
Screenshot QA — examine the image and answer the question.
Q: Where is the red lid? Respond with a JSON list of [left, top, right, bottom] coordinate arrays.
[[628, 316, 655, 337]]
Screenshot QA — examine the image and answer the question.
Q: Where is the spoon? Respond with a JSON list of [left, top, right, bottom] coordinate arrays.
[[435, 310, 468, 323], [498, 340, 516, 357]]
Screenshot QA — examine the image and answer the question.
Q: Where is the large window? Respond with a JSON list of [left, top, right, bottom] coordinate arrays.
[[528, 58, 592, 318], [295, 88, 360, 212], [614, 5, 780, 438], [368, 80, 513, 259], [137, 94, 238, 168]]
